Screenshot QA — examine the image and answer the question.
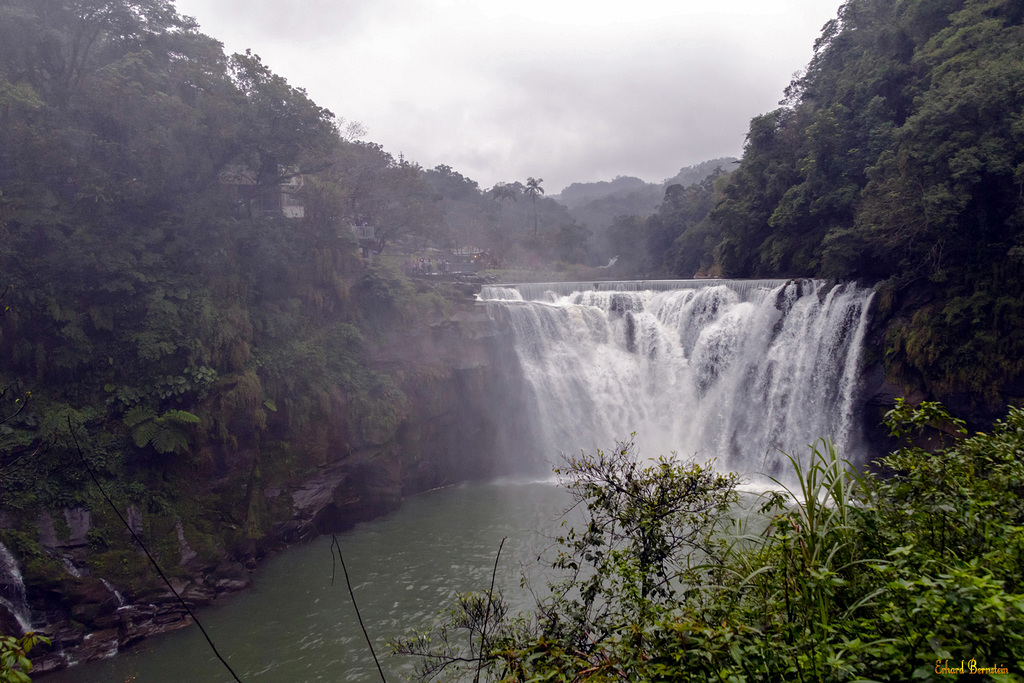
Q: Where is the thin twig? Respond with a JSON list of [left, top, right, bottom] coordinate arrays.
[[0, 441, 49, 478], [476, 536, 507, 683], [0, 384, 28, 426], [0, 284, 12, 316], [330, 534, 338, 587], [67, 418, 244, 683], [332, 534, 387, 683]]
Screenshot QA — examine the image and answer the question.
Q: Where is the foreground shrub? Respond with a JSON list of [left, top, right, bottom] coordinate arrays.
[[398, 403, 1024, 681]]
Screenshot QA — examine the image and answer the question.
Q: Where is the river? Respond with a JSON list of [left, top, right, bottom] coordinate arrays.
[[44, 480, 573, 682]]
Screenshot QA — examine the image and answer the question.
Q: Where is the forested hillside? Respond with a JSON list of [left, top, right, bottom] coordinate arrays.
[[0, 1, 543, 664], [742, 0, 1023, 406], [0, 0, 420, 508], [0, 0, 602, 572], [630, 0, 1023, 407], [2, 0, 1023, 672]]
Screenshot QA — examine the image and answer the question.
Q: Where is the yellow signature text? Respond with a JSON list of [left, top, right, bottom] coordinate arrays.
[[935, 659, 1009, 675]]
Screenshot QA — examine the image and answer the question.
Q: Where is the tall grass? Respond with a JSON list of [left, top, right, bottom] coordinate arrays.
[[400, 404, 1024, 681]]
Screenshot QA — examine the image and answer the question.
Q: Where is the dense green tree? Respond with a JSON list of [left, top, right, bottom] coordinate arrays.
[[424, 165, 488, 252], [329, 142, 442, 253], [702, 0, 1024, 403], [488, 182, 521, 205], [552, 222, 591, 264], [650, 170, 726, 277], [425, 164, 480, 202], [226, 49, 339, 210], [0, 0, 405, 524]]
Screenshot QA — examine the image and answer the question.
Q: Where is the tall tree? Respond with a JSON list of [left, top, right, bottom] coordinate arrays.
[[525, 176, 544, 235], [331, 141, 441, 253], [488, 182, 520, 204], [708, 0, 1024, 402]]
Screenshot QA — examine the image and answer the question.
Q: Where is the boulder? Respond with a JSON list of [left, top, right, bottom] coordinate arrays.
[[290, 461, 400, 534], [77, 628, 119, 661]]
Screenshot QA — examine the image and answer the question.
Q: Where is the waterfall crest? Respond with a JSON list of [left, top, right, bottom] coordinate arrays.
[[481, 280, 874, 479]]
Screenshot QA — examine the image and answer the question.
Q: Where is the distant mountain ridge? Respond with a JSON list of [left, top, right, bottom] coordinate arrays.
[[554, 175, 651, 210], [554, 158, 737, 208], [551, 158, 738, 246]]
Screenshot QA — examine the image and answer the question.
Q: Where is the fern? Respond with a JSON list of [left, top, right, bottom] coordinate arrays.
[[131, 421, 159, 448], [150, 427, 189, 454], [160, 410, 200, 425], [124, 408, 199, 453], [122, 405, 156, 429]]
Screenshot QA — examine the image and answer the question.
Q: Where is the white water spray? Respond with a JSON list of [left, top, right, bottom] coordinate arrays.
[[481, 280, 873, 480], [101, 579, 126, 608], [0, 541, 33, 633]]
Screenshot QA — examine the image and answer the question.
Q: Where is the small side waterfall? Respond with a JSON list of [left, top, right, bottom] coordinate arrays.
[[0, 541, 33, 634], [481, 279, 874, 479], [101, 579, 126, 608]]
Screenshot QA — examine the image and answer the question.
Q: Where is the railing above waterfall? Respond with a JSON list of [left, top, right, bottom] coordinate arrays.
[[479, 279, 795, 302]]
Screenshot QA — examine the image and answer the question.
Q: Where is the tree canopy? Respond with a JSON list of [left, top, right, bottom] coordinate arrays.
[[0, 0, 434, 537], [611, 0, 1024, 403]]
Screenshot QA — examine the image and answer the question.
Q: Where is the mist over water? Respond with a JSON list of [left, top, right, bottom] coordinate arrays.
[[45, 279, 875, 681], [481, 280, 874, 480]]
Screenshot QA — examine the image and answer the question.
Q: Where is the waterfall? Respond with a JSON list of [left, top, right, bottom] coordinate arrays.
[[101, 579, 126, 608], [0, 541, 32, 634], [481, 279, 874, 479]]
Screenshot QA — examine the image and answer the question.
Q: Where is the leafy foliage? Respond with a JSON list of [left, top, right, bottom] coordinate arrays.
[[552, 439, 736, 610], [403, 402, 1024, 681], [122, 406, 200, 454], [699, 0, 1024, 400], [0, 632, 49, 683], [0, 0, 469, 573]]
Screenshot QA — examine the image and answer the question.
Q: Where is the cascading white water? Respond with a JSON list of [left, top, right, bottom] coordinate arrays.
[[0, 541, 33, 634], [481, 280, 874, 480]]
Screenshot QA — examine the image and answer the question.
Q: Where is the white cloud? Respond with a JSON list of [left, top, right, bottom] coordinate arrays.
[[174, 0, 842, 192]]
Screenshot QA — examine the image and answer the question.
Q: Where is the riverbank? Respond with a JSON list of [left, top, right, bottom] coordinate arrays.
[[37, 481, 573, 682], [2, 287, 544, 675]]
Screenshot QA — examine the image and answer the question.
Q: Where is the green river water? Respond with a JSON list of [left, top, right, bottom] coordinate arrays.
[[44, 480, 573, 683]]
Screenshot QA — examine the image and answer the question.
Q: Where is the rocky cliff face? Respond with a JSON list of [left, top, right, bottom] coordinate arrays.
[[277, 301, 542, 540], [5, 295, 541, 674], [855, 286, 1024, 466]]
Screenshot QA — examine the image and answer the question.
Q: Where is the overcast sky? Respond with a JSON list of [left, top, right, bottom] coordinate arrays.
[[173, 0, 844, 194]]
